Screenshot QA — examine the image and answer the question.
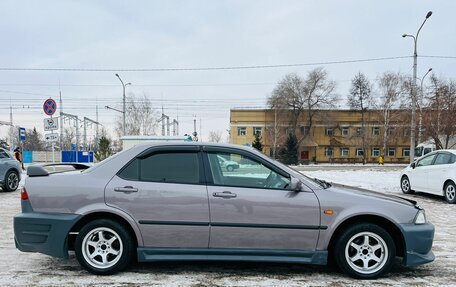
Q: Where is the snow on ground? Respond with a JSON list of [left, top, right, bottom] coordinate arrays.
[[0, 165, 455, 286]]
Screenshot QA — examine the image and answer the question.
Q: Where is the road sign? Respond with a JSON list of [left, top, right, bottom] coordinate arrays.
[[43, 98, 57, 116], [19, 127, 26, 141], [45, 133, 59, 142], [44, 117, 58, 131]]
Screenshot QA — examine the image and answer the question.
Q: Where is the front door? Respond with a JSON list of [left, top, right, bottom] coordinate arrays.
[[411, 153, 436, 192], [105, 147, 210, 248], [204, 148, 321, 251]]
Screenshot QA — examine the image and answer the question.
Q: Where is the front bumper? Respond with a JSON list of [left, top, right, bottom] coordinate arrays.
[[397, 222, 435, 266], [14, 212, 80, 258]]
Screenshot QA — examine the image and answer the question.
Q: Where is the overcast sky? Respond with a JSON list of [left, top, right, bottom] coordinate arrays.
[[0, 0, 455, 143]]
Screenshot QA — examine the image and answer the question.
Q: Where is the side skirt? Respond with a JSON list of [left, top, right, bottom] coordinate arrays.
[[137, 247, 327, 265]]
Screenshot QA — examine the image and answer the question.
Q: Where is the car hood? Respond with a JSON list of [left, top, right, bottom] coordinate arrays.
[[324, 183, 417, 207]]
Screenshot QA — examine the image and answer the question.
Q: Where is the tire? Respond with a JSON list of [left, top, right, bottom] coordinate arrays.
[[3, 170, 19, 192], [226, 165, 234, 172], [334, 223, 396, 279], [75, 219, 135, 275], [400, 176, 414, 194], [444, 181, 456, 204]]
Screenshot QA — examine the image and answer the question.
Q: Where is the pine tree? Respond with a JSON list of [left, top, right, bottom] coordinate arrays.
[[252, 132, 263, 152], [279, 133, 299, 165], [94, 136, 112, 162]]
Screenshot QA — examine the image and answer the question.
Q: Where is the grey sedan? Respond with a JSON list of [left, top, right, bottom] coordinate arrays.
[[0, 148, 21, 192], [14, 143, 434, 279]]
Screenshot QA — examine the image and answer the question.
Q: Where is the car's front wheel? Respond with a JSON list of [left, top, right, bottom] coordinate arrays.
[[75, 219, 135, 275], [3, 170, 19, 192], [226, 165, 234, 172], [334, 223, 395, 279], [401, 176, 414, 194], [444, 181, 456, 204]]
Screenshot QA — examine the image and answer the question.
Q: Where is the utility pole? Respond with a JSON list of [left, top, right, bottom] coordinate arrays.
[[83, 117, 101, 151], [115, 73, 131, 136], [402, 11, 432, 162], [59, 90, 63, 150], [61, 112, 80, 162]]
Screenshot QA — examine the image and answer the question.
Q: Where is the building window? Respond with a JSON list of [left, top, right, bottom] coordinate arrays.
[[388, 147, 396, 157], [301, 126, 310, 136], [340, 147, 349, 157], [403, 128, 411, 137], [371, 147, 380, 157], [253, 127, 262, 136], [356, 148, 364, 157], [325, 147, 333, 157], [402, 148, 410, 157], [341, 127, 350, 136], [387, 127, 396, 136], [372, 127, 380, 136], [356, 127, 362, 136], [237, 127, 246, 136], [325, 128, 333, 136]]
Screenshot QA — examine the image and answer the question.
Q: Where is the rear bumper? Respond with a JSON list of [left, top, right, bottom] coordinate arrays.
[[14, 212, 80, 258], [397, 222, 435, 267]]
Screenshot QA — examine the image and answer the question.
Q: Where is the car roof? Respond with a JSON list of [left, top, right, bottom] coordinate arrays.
[[425, 149, 456, 156], [133, 141, 257, 152]]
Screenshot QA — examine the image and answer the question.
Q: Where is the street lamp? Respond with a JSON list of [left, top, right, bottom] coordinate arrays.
[[115, 73, 131, 136], [417, 68, 433, 143], [402, 10, 432, 163]]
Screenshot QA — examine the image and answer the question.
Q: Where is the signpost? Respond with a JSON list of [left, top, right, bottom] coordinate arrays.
[[43, 98, 57, 163]]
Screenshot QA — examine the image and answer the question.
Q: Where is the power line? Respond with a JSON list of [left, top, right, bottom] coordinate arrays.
[[0, 56, 412, 72]]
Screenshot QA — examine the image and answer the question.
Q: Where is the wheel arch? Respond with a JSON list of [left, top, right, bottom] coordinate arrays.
[[443, 179, 455, 190], [327, 214, 405, 260], [68, 211, 141, 251]]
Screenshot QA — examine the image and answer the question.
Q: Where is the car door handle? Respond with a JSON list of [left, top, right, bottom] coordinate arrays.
[[213, 191, 237, 199], [114, 186, 138, 193]]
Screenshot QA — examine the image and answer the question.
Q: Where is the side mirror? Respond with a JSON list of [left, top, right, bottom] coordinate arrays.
[[290, 177, 302, 191], [411, 162, 416, 169]]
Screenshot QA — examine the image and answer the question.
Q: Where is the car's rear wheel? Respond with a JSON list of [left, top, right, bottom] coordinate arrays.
[[226, 165, 234, 172], [401, 176, 414, 194], [444, 181, 456, 204], [3, 170, 19, 192], [334, 223, 395, 279], [75, 219, 134, 275]]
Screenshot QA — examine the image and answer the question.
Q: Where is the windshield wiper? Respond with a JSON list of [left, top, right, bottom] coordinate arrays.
[[314, 178, 331, 189]]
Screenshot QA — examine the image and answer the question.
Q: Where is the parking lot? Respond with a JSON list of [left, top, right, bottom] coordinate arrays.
[[0, 166, 455, 287]]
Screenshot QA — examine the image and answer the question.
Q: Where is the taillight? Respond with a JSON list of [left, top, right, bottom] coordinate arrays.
[[21, 187, 29, 200]]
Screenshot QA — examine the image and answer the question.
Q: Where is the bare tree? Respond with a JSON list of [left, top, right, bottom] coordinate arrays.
[[422, 75, 456, 149], [208, 130, 223, 143], [268, 68, 337, 144], [348, 72, 373, 164], [61, 127, 76, 150], [115, 93, 160, 138], [376, 72, 405, 155]]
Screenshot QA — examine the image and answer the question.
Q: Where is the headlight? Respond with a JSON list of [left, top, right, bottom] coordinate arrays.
[[414, 210, 427, 224]]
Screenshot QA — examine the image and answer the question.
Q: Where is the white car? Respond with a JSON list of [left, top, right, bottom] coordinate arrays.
[[400, 150, 456, 204]]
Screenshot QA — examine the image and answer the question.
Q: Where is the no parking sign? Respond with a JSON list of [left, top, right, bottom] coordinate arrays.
[[43, 98, 57, 116]]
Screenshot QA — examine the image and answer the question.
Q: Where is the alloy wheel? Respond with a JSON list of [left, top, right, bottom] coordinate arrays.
[[81, 227, 123, 269], [345, 231, 388, 275]]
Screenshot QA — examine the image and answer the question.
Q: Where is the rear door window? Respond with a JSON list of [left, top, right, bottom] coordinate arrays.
[[434, 153, 453, 165], [119, 152, 200, 184]]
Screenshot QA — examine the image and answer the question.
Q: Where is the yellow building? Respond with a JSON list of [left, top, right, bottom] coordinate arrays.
[[230, 108, 412, 163]]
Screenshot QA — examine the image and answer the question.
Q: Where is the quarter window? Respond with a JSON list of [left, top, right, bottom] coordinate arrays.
[[207, 152, 290, 190]]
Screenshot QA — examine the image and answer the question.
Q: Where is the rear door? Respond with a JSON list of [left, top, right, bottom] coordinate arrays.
[[204, 147, 321, 251], [105, 146, 210, 248], [411, 153, 437, 192]]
